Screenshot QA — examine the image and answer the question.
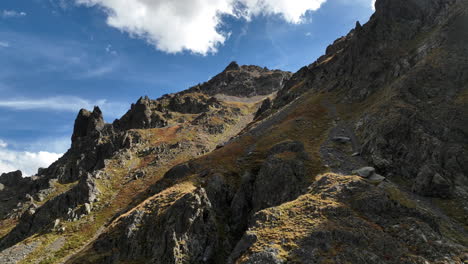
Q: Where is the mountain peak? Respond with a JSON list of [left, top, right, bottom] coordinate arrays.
[[224, 61, 240, 71]]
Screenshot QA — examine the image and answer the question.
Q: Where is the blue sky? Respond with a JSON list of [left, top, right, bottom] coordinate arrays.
[[0, 0, 374, 175]]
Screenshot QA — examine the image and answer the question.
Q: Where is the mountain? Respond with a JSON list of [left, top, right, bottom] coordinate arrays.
[[1, 0, 467, 263]]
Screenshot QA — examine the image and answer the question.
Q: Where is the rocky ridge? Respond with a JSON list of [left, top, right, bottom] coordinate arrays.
[[0, 63, 287, 262], [1, 0, 467, 263]]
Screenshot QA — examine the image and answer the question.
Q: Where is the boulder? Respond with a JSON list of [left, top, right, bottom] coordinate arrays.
[[0, 170, 23, 186], [352, 167, 376, 178], [367, 174, 386, 184]]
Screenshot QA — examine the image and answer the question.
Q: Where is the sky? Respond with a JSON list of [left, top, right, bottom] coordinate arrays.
[[0, 0, 375, 176]]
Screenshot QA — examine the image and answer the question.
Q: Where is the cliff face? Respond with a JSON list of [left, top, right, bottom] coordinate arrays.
[[1, 0, 467, 263]]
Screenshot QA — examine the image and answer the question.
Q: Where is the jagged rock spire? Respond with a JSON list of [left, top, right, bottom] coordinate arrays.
[[71, 106, 105, 142]]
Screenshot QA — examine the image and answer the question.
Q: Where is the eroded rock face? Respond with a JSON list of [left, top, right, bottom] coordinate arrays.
[[254, 98, 272, 120], [252, 154, 306, 211], [168, 95, 220, 114], [73, 187, 218, 264], [114, 96, 168, 130], [0, 171, 23, 187], [268, 0, 468, 198], [413, 165, 453, 198], [0, 174, 100, 249], [232, 174, 466, 263], [187, 62, 291, 97]]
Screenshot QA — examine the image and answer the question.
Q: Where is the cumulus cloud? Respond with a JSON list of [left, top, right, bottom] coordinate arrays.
[[0, 140, 63, 176], [2, 10, 27, 18], [75, 0, 327, 55], [0, 96, 127, 119]]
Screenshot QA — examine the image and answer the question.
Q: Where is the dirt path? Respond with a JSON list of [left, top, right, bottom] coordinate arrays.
[[58, 226, 105, 264], [320, 99, 367, 174]]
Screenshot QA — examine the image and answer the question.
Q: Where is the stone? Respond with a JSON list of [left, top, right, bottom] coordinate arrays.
[[366, 174, 386, 184], [36, 193, 45, 202], [0, 170, 23, 186], [352, 167, 376, 178], [84, 203, 92, 214], [25, 194, 33, 203], [332, 136, 351, 144], [53, 219, 60, 229]]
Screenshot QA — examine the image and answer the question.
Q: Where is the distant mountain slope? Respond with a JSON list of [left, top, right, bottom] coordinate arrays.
[[0, 0, 467, 263]]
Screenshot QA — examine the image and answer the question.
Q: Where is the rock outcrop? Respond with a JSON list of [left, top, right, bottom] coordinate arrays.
[[71, 107, 105, 143], [269, 0, 468, 199], [231, 174, 467, 263], [113, 96, 168, 130], [186, 61, 291, 97]]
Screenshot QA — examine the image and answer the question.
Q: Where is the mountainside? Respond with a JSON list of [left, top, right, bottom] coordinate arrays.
[[1, 0, 467, 263]]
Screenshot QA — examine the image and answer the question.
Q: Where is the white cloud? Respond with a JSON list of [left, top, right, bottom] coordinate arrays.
[[0, 139, 63, 176], [78, 63, 116, 78], [0, 148, 62, 176], [372, 0, 376, 10], [75, 0, 326, 55], [2, 10, 27, 18], [0, 96, 127, 120], [0, 41, 9, 48]]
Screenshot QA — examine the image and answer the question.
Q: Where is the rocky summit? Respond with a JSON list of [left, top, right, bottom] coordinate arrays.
[[1, 0, 467, 263]]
